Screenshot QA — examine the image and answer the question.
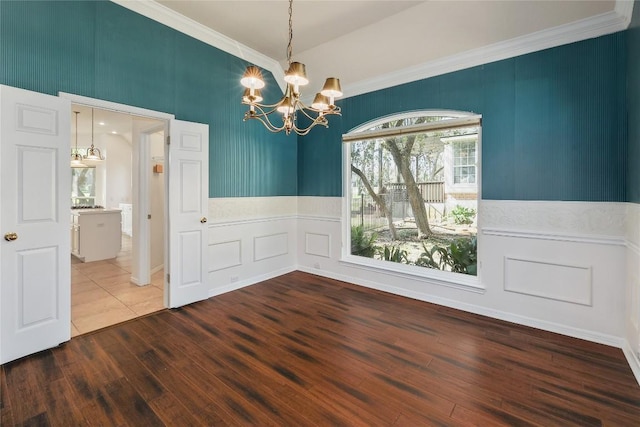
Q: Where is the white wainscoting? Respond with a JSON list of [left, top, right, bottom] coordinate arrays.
[[625, 203, 640, 381], [206, 197, 297, 297]]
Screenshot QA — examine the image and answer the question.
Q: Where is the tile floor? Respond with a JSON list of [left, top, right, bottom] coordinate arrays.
[[71, 235, 165, 336]]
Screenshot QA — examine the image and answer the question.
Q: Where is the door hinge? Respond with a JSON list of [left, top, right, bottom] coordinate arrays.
[[166, 135, 171, 145], [166, 273, 170, 284], [147, 214, 151, 219]]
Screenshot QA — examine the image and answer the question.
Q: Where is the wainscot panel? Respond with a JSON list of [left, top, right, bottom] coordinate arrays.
[[206, 197, 297, 297], [503, 257, 592, 306], [305, 233, 331, 258]]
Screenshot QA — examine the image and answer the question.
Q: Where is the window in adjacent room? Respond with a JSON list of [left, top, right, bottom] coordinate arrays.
[[343, 111, 481, 286], [71, 167, 96, 206]]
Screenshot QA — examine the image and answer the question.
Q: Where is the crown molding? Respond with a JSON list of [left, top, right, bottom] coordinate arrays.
[[111, 0, 633, 100], [110, 0, 286, 92], [345, 0, 634, 98]]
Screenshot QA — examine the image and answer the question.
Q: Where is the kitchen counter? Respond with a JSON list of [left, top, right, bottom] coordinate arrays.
[[71, 209, 122, 262]]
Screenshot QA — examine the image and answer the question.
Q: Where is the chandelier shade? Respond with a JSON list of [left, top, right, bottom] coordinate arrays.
[[240, 0, 342, 136]]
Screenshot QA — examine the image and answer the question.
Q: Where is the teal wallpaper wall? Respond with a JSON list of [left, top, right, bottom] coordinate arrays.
[[627, 1, 640, 203], [0, 0, 297, 197], [299, 33, 628, 201]]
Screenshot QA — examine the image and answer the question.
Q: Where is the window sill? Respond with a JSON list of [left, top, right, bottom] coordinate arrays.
[[339, 254, 485, 294]]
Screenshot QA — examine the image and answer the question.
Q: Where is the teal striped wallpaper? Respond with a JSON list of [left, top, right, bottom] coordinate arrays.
[[0, 0, 297, 198], [627, 1, 640, 203], [299, 33, 628, 201]]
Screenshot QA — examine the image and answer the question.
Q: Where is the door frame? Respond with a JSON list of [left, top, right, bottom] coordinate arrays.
[[59, 92, 175, 296], [132, 122, 167, 286]]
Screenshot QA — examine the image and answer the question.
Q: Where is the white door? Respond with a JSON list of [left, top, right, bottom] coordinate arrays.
[[0, 85, 71, 364], [167, 120, 209, 308]]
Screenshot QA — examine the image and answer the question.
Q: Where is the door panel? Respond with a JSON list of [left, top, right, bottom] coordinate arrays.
[[0, 85, 71, 364], [168, 120, 209, 308]]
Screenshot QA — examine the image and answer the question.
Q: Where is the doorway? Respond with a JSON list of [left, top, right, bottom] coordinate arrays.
[[69, 104, 167, 336], [1, 85, 210, 363]]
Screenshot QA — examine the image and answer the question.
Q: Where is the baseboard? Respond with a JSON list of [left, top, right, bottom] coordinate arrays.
[[296, 265, 623, 348], [150, 264, 164, 275], [622, 340, 640, 386], [207, 266, 297, 298]]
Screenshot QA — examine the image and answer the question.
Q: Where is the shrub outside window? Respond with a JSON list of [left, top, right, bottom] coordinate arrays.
[[344, 112, 480, 281]]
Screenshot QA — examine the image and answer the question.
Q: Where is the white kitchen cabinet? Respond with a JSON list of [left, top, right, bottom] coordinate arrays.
[[119, 203, 132, 236], [71, 209, 122, 262]]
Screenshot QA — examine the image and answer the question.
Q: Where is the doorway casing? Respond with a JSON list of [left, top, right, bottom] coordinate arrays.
[[60, 92, 173, 293]]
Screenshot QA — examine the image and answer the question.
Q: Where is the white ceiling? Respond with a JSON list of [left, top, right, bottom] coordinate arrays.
[[146, 0, 627, 99]]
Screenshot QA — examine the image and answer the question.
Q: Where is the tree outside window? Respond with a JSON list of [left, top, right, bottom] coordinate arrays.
[[347, 113, 479, 276]]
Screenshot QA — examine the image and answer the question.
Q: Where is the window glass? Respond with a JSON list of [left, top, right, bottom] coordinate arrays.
[[347, 114, 479, 277], [453, 140, 476, 184], [71, 167, 96, 206]]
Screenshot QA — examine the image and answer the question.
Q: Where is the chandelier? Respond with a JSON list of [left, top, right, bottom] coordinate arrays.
[[240, 0, 343, 136]]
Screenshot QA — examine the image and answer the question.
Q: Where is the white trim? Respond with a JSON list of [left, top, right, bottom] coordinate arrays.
[[110, 0, 286, 93], [483, 227, 626, 246], [110, 1, 633, 100], [58, 92, 175, 120], [297, 215, 341, 223], [339, 255, 484, 293], [622, 340, 640, 386], [208, 266, 296, 298], [207, 215, 298, 227], [343, 4, 633, 99], [343, 115, 481, 142], [628, 240, 640, 255]]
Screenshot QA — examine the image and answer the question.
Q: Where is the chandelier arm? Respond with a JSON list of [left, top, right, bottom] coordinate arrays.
[[244, 104, 288, 132], [247, 115, 288, 134], [291, 120, 328, 136], [244, 103, 287, 121], [242, 99, 287, 110]]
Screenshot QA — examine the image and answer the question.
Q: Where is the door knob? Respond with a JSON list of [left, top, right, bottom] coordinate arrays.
[[200, 217, 207, 223], [4, 232, 18, 241]]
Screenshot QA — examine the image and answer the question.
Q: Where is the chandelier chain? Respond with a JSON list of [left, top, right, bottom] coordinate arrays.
[[286, 0, 293, 66]]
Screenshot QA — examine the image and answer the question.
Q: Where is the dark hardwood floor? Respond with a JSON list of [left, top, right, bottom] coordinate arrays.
[[2, 271, 640, 426]]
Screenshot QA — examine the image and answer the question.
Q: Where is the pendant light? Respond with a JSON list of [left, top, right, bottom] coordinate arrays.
[[70, 111, 86, 168], [82, 108, 104, 166]]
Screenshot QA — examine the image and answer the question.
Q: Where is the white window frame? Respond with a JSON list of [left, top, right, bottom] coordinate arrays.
[[341, 110, 483, 292], [443, 134, 478, 194]]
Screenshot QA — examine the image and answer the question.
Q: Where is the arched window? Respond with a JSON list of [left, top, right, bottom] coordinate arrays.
[[343, 111, 482, 288]]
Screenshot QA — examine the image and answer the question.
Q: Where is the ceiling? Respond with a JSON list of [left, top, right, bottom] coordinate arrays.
[[71, 104, 161, 146], [148, 0, 626, 98]]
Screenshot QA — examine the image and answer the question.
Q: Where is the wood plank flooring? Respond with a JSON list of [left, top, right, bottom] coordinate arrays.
[[2, 271, 640, 426]]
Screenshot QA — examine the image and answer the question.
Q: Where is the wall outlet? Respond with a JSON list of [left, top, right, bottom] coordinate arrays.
[[230, 276, 239, 283], [313, 262, 320, 269]]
